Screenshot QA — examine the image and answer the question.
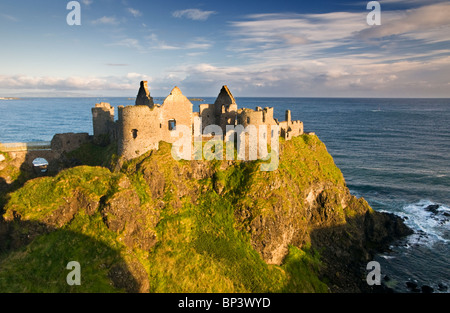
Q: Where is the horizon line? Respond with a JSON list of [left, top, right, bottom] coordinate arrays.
[[2, 95, 450, 100]]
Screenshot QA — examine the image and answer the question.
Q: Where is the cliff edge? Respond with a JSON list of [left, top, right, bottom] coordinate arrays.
[[0, 134, 411, 293]]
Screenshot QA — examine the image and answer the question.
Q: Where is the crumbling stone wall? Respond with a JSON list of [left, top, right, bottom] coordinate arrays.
[[135, 81, 154, 108], [92, 102, 116, 144], [278, 110, 304, 140], [51, 133, 91, 154]]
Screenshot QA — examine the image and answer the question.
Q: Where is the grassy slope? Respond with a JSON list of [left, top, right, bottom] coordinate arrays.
[[0, 135, 346, 293]]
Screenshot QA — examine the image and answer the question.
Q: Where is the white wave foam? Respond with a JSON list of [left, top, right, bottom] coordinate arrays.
[[397, 200, 450, 247]]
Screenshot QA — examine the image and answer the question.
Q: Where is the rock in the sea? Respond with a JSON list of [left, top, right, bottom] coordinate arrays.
[[406, 281, 420, 292], [437, 283, 448, 292], [424, 204, 440, 214], [421, 285, 434, 293]]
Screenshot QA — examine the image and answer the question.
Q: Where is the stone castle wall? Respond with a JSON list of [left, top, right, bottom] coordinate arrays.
[[118, 105, 161, 160], [92, 102, 116, 144]]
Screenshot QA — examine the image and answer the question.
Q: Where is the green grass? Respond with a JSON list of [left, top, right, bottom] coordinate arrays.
[[281, 245, 328, 293], [4, 166, 119, 222]]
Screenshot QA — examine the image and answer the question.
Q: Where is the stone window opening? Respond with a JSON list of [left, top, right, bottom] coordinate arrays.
[[131, 129, 138, 139], [169, 119, 176, 131], [247, 117, 250, 124]]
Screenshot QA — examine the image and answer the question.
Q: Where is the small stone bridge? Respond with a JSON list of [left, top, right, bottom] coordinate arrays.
[[0, 133, 91, 173]]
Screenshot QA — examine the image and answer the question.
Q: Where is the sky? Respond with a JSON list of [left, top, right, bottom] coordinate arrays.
[[0, 0, 449, 97]]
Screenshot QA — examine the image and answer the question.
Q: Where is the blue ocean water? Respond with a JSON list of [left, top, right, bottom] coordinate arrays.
[[1, 97, 449, 292]]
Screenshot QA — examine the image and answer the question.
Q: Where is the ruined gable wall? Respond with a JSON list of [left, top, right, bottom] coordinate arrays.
[[213, 86, 236, 125], [160, 87, 193, 143]]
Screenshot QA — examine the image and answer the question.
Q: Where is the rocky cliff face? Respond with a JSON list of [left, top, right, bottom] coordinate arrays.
[[0, 135, 411, 293]]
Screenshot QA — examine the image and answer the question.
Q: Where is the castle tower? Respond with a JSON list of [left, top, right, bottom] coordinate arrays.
[[135, 81, 155, 108]]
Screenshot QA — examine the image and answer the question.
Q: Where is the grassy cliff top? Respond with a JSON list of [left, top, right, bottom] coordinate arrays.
[[0, 134, 409, 293]]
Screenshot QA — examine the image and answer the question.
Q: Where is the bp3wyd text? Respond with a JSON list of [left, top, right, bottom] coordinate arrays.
[[178, 297, 271, 311], [66, 1, 382, 26]]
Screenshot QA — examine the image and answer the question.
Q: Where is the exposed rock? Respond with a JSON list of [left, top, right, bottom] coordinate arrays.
[[0, 154, 5, 162], [101, 187, 158, 251], [424, 204, 440, 215], [438, 283, 448, 291], [44, 190, 100, 228], [102, 189, 140, 232], [406, 281, 420, 292], [141, 161, 165, 199]]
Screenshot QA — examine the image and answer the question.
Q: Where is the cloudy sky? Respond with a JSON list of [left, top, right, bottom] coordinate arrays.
[[0, 0, 449, 97]]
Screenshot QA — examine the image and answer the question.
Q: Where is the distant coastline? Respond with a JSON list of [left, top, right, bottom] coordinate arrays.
[[0, 97, 20, 100], [128, 97, 205, 101]]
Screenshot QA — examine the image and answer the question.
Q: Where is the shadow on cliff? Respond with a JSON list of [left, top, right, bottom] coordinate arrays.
[[306, 211, 412, 293], [0, 144, 107, 219], [0, 218, 143, 293]]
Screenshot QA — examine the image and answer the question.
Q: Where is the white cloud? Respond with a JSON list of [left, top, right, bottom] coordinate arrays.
[[111, 35, 213, 52], [127, 8, 142, 17], [91, 16, 119, 25], [109, 38, 142, 50], [0, 13, 19, 22], [81, 0, 93, 6], [0, 74, 138, 91], [172, 9, 217, 21]]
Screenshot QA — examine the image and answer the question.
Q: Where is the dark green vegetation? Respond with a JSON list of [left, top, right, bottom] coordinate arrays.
[[0, 135, 410, 293]]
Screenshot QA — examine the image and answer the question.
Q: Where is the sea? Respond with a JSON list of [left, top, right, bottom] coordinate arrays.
[[0, 96, 449, 293]]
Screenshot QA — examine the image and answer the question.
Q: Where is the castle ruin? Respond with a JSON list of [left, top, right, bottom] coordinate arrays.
[[92, 82, 304, 160]]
